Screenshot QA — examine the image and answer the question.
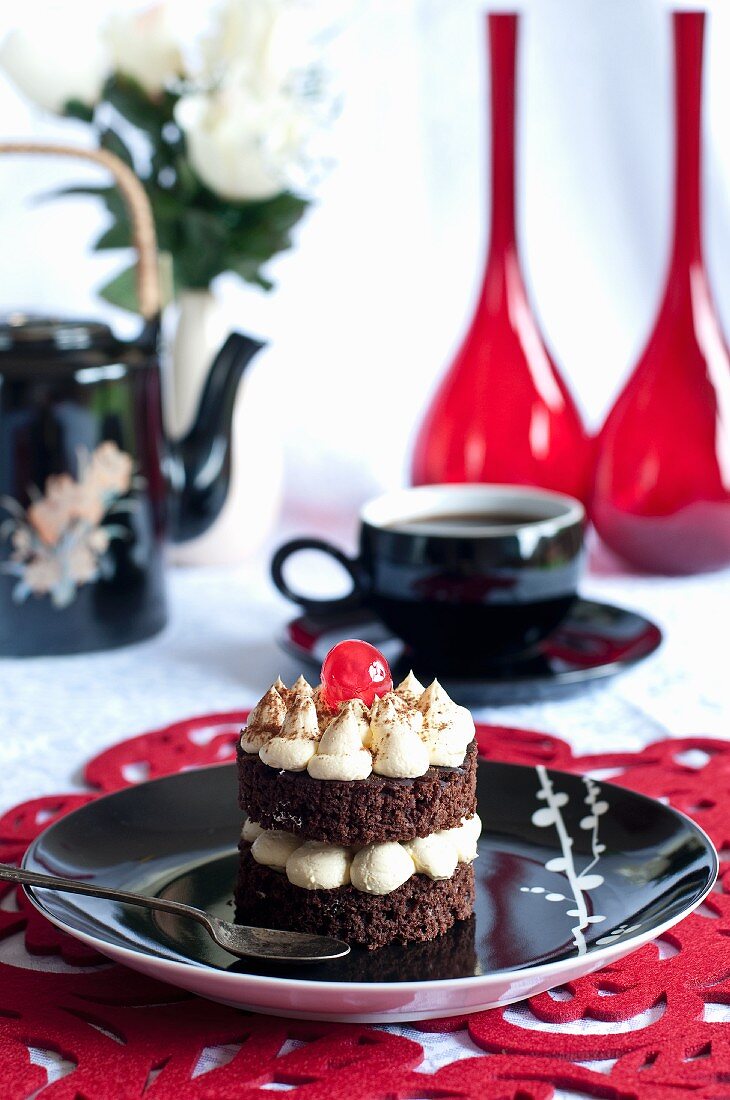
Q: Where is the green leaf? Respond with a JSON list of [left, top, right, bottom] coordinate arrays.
[[227, 231, 287, 263], [98, 255, 174, 311], [36, 184, 108, 201], [226, 257, 274, 291], [173, 155, 199, 201], [104, 74, 175, 134], [247, 192, 310, 233], [63, 99, 95, 123], [177, 189, 308, 291], [150, 189, 184, 222], [97, 264, 139, 313], [267, 192, 310, 219], [252, 274, 274, 291], [93, 220, 132, 251], [40, 184, 127, 223], [99, 127, 135, 168], [172, 208, 230, 289]]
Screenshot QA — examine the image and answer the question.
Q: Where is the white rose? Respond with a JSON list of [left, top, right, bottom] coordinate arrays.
[[0, 26, 108, 114], [179, 0, 340, 202], [175, 87, 304, 201], [202, 0, 316, 95], [104, 3, 183, 96]]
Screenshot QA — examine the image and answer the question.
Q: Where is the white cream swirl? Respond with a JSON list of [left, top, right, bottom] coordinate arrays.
[[350, 841, 416, 895], [286, 841, 352, 890], [369, 694, 430, 778], [395, 670, 425, 705], [307, 701, 372, 781], [404, 815, 481, 875], [259, 692, 319, 771], [289, 674, 313, 698], [240, 686, 286, 753], [245, 815, 479, 894], [448, 812, 482, 861], [418, 679, 475, 767], [251, 828, 301, 870], [241, 817, 264, 842], [404, 833, 458, 879]]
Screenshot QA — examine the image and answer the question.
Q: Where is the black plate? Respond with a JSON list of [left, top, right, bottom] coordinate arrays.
[[278, 597, 662, 705], [24, 760, 715, 990]]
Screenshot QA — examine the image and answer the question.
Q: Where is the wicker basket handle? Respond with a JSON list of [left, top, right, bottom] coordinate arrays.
[[0, 142, 161, 320]]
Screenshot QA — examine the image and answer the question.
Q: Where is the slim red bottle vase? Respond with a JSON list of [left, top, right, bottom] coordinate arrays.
[[411, 13, 592, 504], [593, 11, 730, 574]]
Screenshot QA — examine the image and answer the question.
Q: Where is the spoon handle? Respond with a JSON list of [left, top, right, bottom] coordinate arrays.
[[0, 862, 211, 928]]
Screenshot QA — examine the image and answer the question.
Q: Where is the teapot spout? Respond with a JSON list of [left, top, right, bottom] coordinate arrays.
[[168, 332, 265, 543]]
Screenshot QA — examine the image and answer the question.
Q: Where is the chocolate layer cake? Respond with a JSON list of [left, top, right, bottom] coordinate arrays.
[[235, 665, 479, 949], [237, 740, 478, 845], [235, 843, 475, 950]]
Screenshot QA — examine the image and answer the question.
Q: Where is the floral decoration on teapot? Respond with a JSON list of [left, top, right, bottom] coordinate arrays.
[[0, 442, 140, 608]]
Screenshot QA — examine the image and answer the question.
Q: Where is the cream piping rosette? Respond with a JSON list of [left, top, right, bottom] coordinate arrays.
[[258, 687, 319, 771], [306, 700, 372, 781]]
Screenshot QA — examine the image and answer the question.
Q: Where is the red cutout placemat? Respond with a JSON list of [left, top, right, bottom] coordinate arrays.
[[0, 713, 728, 1098]]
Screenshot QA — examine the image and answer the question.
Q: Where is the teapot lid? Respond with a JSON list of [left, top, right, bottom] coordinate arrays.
[[0, 313, 115, 353]]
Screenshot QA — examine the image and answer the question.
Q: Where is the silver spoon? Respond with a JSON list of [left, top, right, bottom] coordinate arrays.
[[1, 864, 350, 962]]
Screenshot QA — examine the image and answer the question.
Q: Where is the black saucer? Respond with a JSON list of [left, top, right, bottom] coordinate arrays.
[[278, 597, 662, 705]]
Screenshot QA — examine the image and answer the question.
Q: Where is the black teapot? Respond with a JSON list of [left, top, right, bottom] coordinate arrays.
[[0, 143, 263, 656]]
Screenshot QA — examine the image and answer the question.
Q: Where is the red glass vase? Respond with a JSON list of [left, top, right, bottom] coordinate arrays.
[[411, 13, 591, 502], [593, 11, 730, 574]]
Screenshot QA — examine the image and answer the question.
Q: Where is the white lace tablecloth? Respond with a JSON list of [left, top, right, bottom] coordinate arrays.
[[0, 552, 727, 1097]]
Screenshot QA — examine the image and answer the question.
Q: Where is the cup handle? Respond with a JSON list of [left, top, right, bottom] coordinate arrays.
[[271, 538, 364, 618]]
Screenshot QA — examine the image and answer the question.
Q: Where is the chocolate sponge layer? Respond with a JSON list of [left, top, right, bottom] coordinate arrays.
[[234, 844, 475, 950], [237, 740, 477, 845]]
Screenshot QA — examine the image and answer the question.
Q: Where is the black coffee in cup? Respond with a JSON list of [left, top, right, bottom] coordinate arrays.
[[272, 485, 585, 670]]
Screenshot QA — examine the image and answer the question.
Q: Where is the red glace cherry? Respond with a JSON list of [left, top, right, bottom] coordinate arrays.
[[320, 640, 393, 708]]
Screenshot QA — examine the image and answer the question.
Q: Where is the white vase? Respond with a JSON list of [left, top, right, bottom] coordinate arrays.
[[165, 288, 283, 566]]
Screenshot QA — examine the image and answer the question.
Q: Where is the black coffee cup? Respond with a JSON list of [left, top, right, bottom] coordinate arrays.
[[271, 484, 585, 669]]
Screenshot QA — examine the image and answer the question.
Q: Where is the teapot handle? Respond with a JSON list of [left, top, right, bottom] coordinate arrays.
[[0, 142, 160, 320]]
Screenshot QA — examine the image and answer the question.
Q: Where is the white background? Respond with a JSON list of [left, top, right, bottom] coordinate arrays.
[[3, 0, 730, 531]]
